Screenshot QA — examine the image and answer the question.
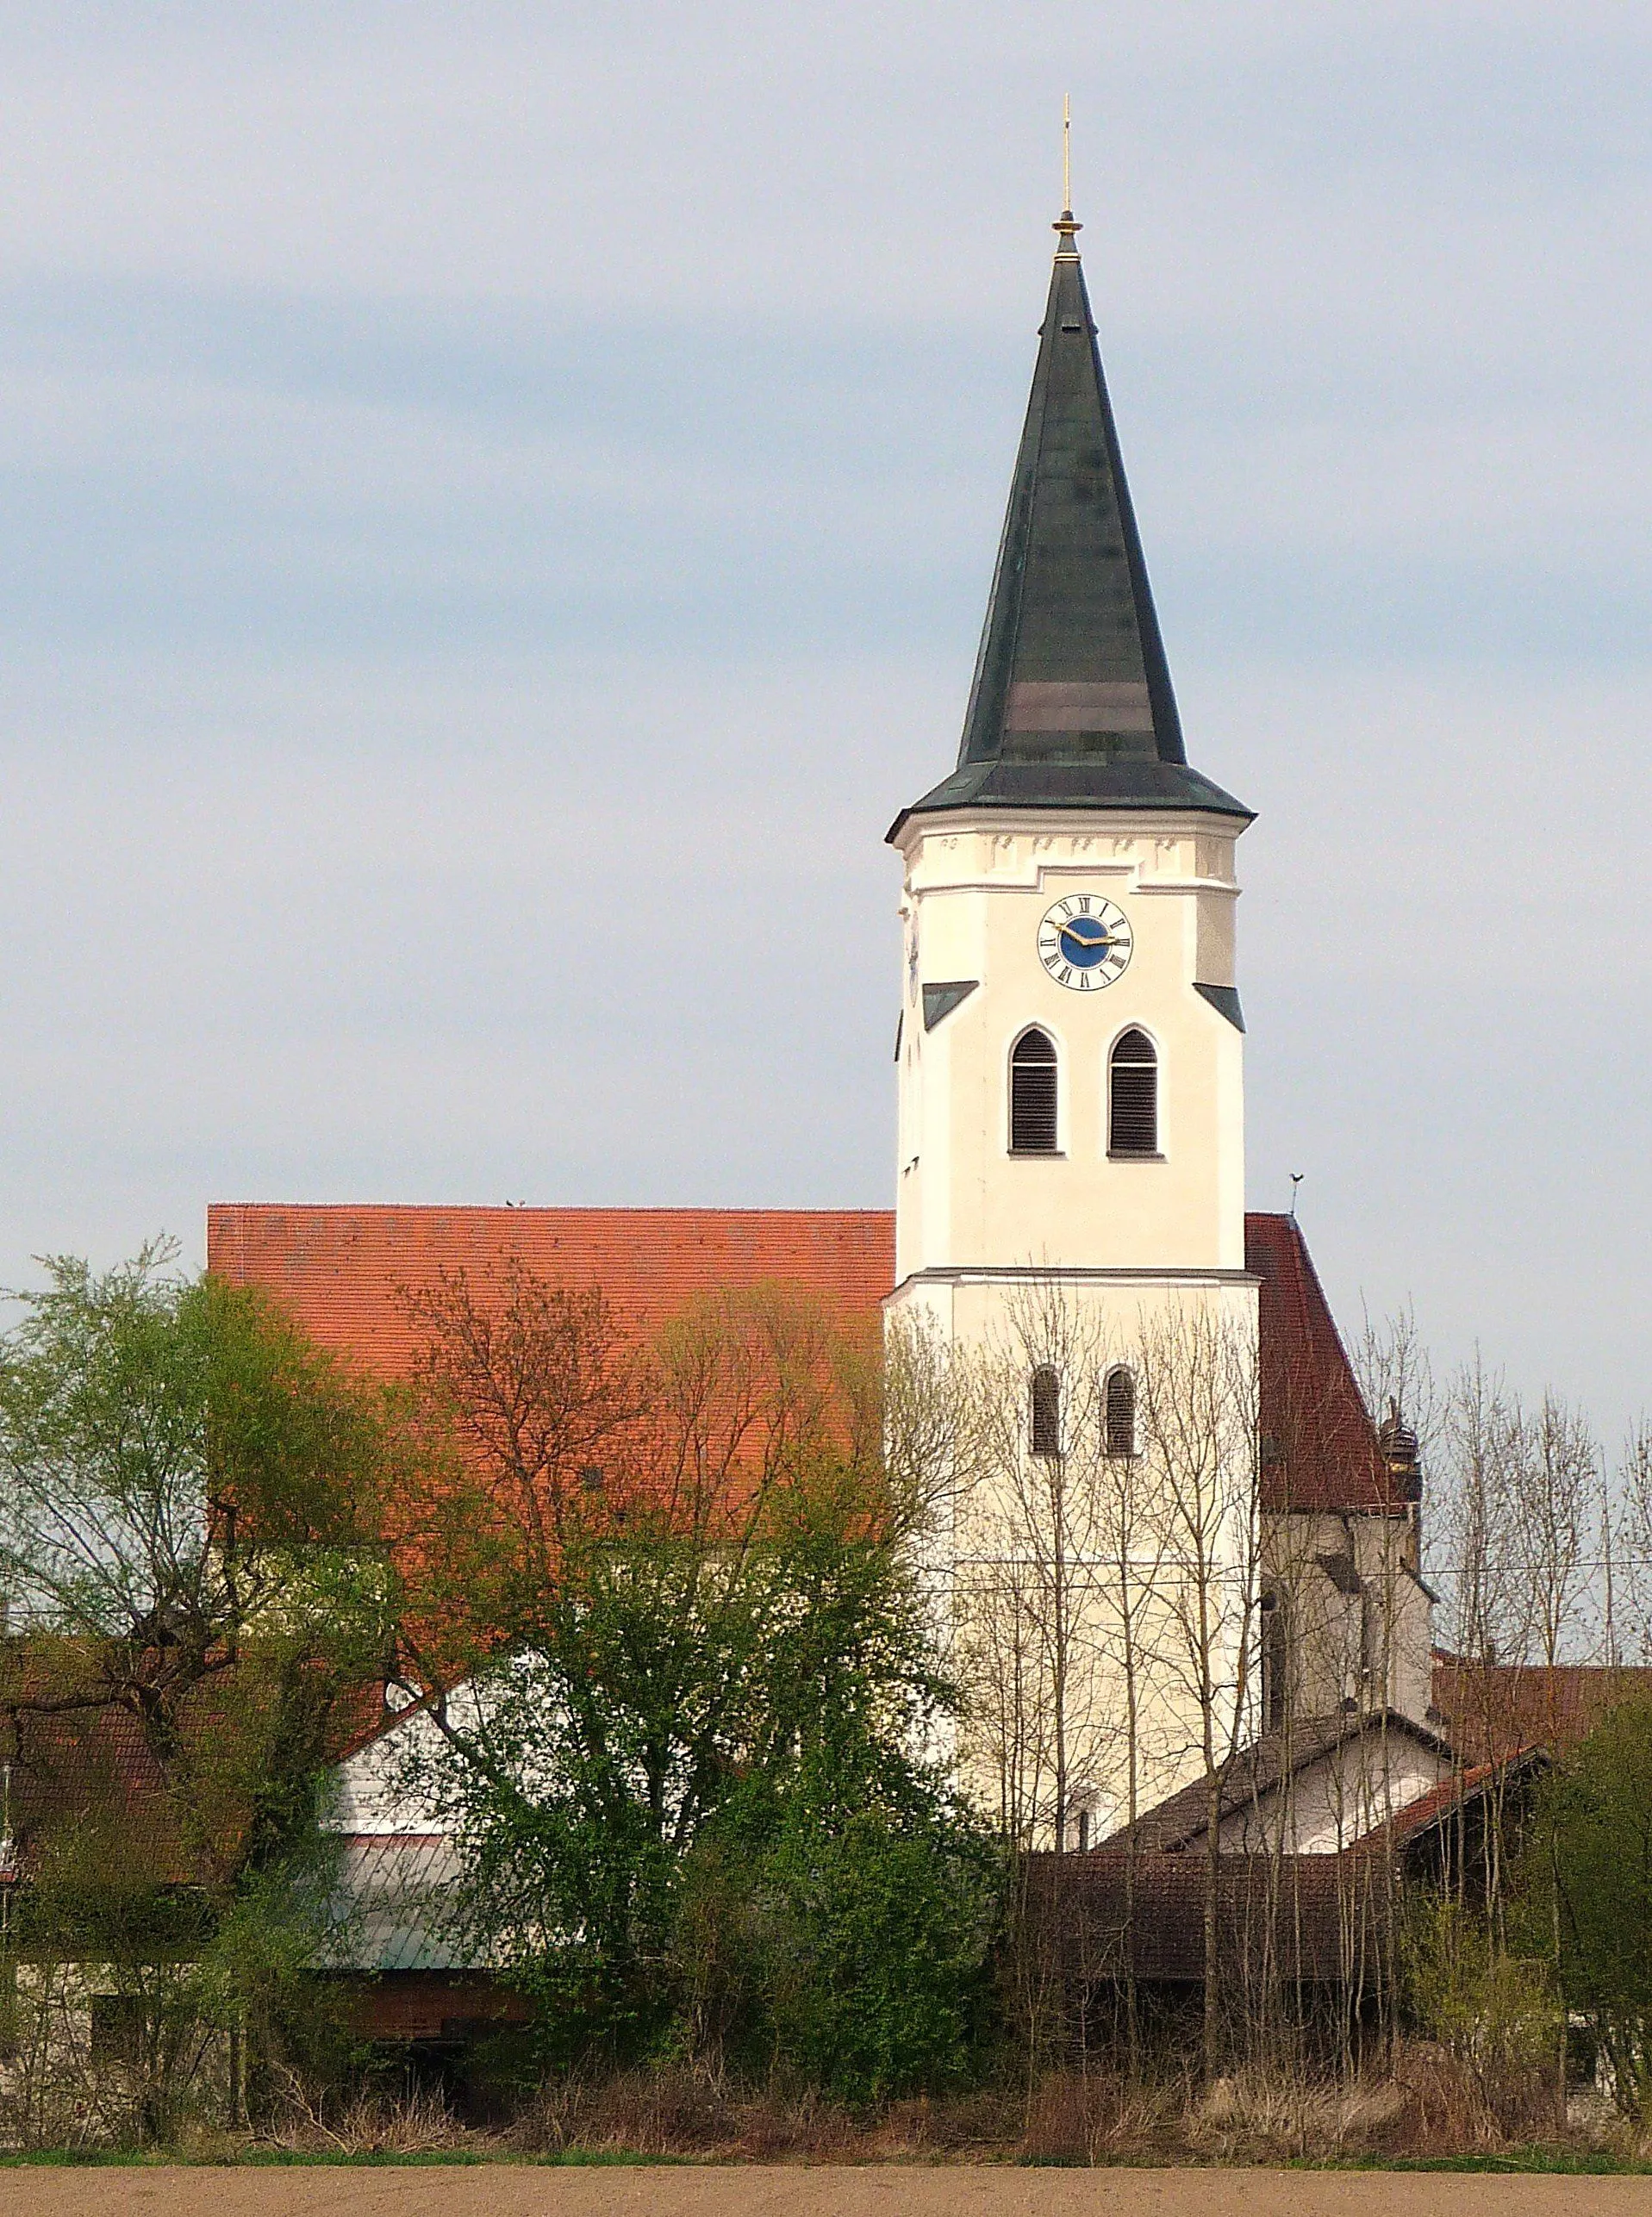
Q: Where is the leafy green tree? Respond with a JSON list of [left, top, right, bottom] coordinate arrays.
[[391, 1271, 1001, 2085], [1400, 1890, 1559, 2134], [0, 1243, 419, 2129], [752, 1757, 1000, 2102], [1526, 1696, 1652, 2116], [0, 1242, 408, 1875]]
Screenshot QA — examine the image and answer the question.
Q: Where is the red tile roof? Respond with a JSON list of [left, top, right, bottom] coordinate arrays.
[[1246, 1211, 1392, 1515], [1025, 1849, 1391, 1985], [1, 1701, 190, 1885], [1431, 1654, 1652, 1765], [0, 1670, 381, 1887], [208, 1205, 897, 1379], [1100, 1705, 1452, 1855]]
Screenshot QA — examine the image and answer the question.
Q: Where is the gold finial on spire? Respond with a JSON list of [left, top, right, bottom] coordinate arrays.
[[1054, 94, 1082, 251]]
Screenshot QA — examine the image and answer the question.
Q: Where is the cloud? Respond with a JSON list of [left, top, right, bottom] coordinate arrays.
[[0, 0, 1647, 1439]]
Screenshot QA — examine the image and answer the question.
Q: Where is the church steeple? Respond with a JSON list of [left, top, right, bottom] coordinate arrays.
[[892, 212, 1250, 834]]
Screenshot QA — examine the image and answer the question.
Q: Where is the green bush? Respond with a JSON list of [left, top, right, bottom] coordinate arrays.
[[1526, 1696, 1652, 2117], [1400, 1890, 1559, 2133], [761, 1793, 1001, 2103]]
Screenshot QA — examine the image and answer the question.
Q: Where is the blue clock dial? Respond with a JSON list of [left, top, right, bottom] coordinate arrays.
[[1057, 915, 1117, 968], [1038, 895, 1133, 992]]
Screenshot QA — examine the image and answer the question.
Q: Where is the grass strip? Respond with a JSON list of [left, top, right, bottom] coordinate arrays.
[[0, 2146, 689, 2168]]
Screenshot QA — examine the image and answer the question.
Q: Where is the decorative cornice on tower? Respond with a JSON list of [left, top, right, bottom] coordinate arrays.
[[889, 212, 1252, 842]]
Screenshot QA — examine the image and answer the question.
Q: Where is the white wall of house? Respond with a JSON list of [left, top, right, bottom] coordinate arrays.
[[1213, 1722, 1453, 1854]]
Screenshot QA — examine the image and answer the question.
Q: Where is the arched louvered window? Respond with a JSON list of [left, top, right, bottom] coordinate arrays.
[[1010, 1029, 1058, 1154], [1030, 1366, 1061, 1459], [1104, 1367, 1137, 1459], [1108, 1028, 1158, 1156]]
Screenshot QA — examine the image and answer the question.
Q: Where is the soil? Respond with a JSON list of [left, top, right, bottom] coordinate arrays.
[[0, 2168, 1649, 2217]]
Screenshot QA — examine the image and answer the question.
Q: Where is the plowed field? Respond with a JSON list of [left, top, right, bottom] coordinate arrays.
[[0, 2164, 1646, 2217]]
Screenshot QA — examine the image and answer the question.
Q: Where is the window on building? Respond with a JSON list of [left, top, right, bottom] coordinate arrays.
[[1108, 1028, 1158, 1156], [1261, 1592, 1290, 1732], [1104, 1367, 1137, 1458], [1360, 1585, 1387, 1698], [1030, 1366, 1061, 1459], [90, 1993, 147, 2065], [1010, 1029, 1058, 1153]]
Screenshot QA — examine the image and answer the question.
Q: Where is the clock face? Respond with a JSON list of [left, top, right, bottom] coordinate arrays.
[[1038, 895, 1132, 992]]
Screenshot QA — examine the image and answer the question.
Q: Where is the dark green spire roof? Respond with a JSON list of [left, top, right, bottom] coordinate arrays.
[[890, 213, 1250, 838]]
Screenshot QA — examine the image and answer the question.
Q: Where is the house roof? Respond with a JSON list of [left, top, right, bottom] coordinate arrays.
[[1098, 1705, 1454, 1855], [1431, 1654, 1652, 1766], [1022, 1847, 1391, 1985], [889, 214, 1250, 838], [1383, 1747, 1551, 1852], [0, 1699, 191, 1887], [208, 1205, 895, 1379], [1246, 1211, 1395, 1516], [0, 1647, 388, 1890]]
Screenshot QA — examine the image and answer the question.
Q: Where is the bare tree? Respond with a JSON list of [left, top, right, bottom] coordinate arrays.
[[1133, 1299, 1261, 2079], [1612, 1419, 1652, 1664]]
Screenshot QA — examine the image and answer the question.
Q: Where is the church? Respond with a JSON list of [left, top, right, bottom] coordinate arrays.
[[209, 204, 1440, 1868]]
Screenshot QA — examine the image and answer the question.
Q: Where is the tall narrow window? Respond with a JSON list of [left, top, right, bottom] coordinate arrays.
[[1261, 1594, 1290, 1731], [1010, 1029, 1058, 1153], [1360, 1585, 1387, 1698], [1030, 1366, 1061, 1459], [1104, 1367, 1137, 1459], [1108, 1028, 1158, 1156]]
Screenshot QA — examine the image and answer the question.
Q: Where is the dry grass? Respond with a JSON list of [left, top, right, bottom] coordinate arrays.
[[238, 2045, 1613, 2168], [264, 2079, 477, 2157], [487, 2044, 1568, 2167], [500, 2066, 1024, 2163]]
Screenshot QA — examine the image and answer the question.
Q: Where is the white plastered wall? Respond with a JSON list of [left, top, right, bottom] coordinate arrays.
[[889, 809, 1247, 1292], [885, 806, 1259, 1842]]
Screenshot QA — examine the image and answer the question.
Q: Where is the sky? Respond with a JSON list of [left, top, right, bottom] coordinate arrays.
[[0, 2, 1648, 1445]]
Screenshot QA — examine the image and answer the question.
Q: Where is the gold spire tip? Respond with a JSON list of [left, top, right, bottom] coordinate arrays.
[[1054, 94, 1081, 245]]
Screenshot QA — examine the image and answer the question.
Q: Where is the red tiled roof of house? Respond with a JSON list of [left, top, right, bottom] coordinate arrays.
[[1024, 1848, 1391, 1985], [1, 1702, 190, 1885], [1431, 1653, 1652, 1765], [1381, 1751, 1550, 1849], [0, 1656, 389, 1887], [1246, 1211, 1392, 1515], [1099, 1705, 1452, 1855], [208, 1205, 897, 1379]]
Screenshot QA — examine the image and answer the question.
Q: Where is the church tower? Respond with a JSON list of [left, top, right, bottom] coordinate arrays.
[[887, 205, 1256, 1366]]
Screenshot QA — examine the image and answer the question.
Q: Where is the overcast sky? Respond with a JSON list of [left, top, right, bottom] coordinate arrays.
[[1, 2, 1647, 1443]]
